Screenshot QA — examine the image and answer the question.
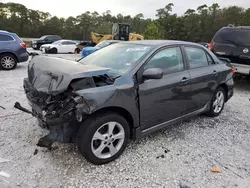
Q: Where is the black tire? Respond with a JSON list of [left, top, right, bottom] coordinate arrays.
[[206, 87, 226, 117], [50, 48, 58, 54], [76, 112, 130, 165], [0, 53, 17, 70], [36, 44, 41, 50], [74, 48, 80, 54]]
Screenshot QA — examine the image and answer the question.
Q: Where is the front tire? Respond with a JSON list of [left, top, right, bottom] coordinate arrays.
[[36, 44, 41, 50], [0, 53, 17, 70], [50, 48, 58, 54], [206, 87, 226, 117], [76, 112, 130, 165]]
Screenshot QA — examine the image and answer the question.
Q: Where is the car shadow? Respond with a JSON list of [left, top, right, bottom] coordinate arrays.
[[234, 78, 250, 92]]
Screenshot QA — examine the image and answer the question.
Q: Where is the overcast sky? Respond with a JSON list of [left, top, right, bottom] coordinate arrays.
[[4, 0, 250, 18]]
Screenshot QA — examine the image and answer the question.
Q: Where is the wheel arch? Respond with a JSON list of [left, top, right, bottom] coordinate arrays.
[[219, 83, 228, 102], [85, 106, 135, 137], [0, 52, 18, 62]]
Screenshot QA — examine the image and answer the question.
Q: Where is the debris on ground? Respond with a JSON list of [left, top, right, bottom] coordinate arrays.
[[0, 105, 5, 110], [211, 168, 221, 173], [0, 157, 10, 163], [0, 171, 10, 178], [156, 155, 165, 159], [164, 149, 170, 153], [179, 180, 193, 188], [33, 149, 38, 156]]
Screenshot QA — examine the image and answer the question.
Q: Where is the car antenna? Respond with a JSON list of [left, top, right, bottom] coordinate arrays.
[[227, 24, 234, 27]]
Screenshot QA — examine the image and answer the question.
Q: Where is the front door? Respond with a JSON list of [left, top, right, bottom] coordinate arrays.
[[138, 46, 191, 130]]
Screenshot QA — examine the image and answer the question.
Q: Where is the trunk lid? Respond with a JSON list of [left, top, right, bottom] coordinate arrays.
[[27, 55, 111, 95]]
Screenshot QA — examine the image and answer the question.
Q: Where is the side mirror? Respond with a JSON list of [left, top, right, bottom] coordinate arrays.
[[143, 68, 163, 80]]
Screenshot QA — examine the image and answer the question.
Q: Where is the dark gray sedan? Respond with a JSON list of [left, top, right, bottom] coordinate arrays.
[[19, 40, 234, 165]]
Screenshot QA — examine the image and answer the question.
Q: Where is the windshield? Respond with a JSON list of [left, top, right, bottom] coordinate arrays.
[[79, 43, 152, 76], [95, 41, 111, 48], [215, 28, 250, 46], [52, 40, 61, 45], [39, 35, 48, 40]]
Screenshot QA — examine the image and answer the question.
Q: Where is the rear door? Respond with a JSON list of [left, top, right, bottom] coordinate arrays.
[[59, 41, 69, 53], [212, 28, 250, 67], [66, 41, 77, 53], [183, 46, 220, 112]]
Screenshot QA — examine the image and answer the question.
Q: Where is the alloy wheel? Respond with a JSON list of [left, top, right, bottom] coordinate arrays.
[[213, 91, 224, 113], [91, 121, 125, 159], [1, 56, 15, 69]]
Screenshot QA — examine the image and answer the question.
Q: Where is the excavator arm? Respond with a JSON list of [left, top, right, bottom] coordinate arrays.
[[91, 32, 113, 45]]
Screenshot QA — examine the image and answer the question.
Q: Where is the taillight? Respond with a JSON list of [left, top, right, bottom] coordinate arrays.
[[232, 67, 236, 74], [20, 42, 27, 48], [208, 42, 213, 51]]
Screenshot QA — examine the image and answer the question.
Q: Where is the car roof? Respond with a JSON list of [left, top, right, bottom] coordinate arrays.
[[101, 40, 122, 43], [57, 39, 76, 42], [120, 40, 199, 46], [220, 26, 250, 31], [0, 30, 9, 33]]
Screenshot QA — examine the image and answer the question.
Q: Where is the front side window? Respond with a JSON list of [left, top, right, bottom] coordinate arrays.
[[0, 34, 14, 41], [67, 41, 76, 45], [185, 47, 209, 69], [144, 47, 184, 75], [52, 40, 61, 45], [61, 41, 68, 45]]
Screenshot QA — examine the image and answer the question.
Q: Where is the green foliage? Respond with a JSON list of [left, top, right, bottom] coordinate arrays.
[[143, 22, 163, 39], [0, 2, 249, 42]]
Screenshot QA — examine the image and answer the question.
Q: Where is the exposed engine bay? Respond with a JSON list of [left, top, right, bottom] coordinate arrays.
[[15, 55, 116, 149]]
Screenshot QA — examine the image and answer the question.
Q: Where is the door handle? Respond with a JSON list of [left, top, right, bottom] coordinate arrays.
[[213, 70, 218, 75], [181, 77, 189, 83]]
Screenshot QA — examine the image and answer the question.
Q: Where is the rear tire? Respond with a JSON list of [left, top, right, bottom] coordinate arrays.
[[74, 48, 80, 54], [206, 87, 226, 117], [0, 53, 17, 70], [76, 112, 130, 165]]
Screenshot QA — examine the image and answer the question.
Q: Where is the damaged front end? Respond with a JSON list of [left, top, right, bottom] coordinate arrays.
[[17, 56, 115, 149]]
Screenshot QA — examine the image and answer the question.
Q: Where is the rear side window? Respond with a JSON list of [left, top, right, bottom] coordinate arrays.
[[0, 34, 14, 41], [214, 28, 250, 46], [185, 47, 210, 69]]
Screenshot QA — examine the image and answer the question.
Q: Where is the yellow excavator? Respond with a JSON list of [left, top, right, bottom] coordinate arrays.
[[91, 23, 144, 45]]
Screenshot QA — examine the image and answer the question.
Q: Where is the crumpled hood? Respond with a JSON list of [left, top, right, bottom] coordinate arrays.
[[27, 55, 110, 95]]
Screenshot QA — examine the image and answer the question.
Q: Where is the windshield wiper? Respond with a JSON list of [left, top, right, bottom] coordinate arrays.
[[76, 57, 84, 62]]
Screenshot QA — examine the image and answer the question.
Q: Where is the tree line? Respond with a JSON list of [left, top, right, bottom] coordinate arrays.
[[0, 2, 250, 42]]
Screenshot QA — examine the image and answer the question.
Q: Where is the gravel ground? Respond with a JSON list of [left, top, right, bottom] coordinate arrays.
[[0, 51, 250, 188]]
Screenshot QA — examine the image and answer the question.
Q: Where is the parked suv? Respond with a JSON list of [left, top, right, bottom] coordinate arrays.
[[30, 35, 62, 50], [209, 26, 250, 76], [17, 41, 234, 165], [0, 30, 28, 70]]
